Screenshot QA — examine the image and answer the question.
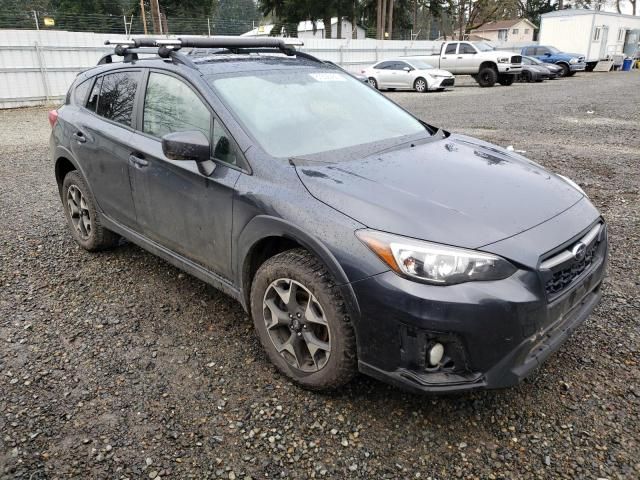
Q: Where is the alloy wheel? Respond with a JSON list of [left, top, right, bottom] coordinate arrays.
[[262, 278, 331, 372], [415, 79, 427, 92], [67, 185, 92, 239]]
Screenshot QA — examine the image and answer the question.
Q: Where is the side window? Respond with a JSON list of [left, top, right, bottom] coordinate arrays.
[[459, 43, 475, 54], [375, 61, 393, 70], [74, 78, 92, 106], [143, 72, 211, 140], [212, 120, 237, 166], [444, 43, 457, 55], [392, 62, 410, 70], [96, 71, 140, 126], [86, 76, 102, 112], [536, 47, 549, 55]]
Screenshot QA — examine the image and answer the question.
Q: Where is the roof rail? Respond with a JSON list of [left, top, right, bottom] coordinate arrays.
[[101, 37, 318, 68]]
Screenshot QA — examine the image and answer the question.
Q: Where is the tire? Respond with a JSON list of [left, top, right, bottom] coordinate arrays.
[[413, 77, 428, 93], [250, 249, 357, 391], [476, 67, 498, 87], [498, 74, 515, 86], [62, 170, 119, 251], [367, 77, 378, 89], [521, 70, 533, 83], [567, 71, 577, 77], [558, 63, 570, 77]]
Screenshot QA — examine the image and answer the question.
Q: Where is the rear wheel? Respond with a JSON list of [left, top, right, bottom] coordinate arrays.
[[62, 170, 119, 251], [367, 77, 378, 89], [476, 67, 498, 87], [250, 249, 357, 390], [413, 77, 428, 93]]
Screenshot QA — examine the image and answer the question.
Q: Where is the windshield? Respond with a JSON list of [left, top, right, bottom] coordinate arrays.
[[407, 59, 434, 70], [475, 42, 494, 52], [208, 70, 428, 158]]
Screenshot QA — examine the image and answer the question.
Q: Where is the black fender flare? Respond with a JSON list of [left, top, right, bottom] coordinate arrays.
[[235, 215, 361, 319], [53, 146, 89, 195]]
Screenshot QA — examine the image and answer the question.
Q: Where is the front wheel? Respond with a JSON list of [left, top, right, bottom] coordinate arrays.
[[567, 71, 577, 77], [250, 249, 357, 391], [498, 74, 515, 86], [521, 70, 533, 83], [558, 63, 570, 77], [367, 77, 378, 89], [413, 77, 428, 93], [476, 67, 498, 87]]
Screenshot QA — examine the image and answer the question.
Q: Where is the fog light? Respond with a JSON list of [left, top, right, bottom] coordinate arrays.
[[428, 343, 444, 366]]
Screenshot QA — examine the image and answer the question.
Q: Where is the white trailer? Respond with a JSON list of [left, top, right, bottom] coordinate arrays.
[[539, 10, 640, 67]]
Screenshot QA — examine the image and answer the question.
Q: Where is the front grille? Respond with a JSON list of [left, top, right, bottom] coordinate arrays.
[[511, 55, 522, 64], [540, 223, 605, 297], [441, 78, 454, 87]]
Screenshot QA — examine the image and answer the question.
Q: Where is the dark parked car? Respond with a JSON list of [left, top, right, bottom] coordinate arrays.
[[518, 62, 550, 82], [521, 45, 586, 77], [523, 55, 562, 79], [50, 37, 608, 394]]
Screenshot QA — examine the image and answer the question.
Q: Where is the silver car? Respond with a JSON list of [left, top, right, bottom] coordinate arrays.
[[362, 57, 455, 92]]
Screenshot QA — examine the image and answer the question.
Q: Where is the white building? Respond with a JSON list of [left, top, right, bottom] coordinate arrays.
[[242, 17, 366, 39], [539, 10, 640, 63], [471, 19, 537, 45]]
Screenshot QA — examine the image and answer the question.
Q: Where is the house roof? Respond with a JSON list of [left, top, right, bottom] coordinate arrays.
[[472, 19, 537, 32]]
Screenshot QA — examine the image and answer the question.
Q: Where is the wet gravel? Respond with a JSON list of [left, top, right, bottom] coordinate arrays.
[[1, 71, 639, 479]]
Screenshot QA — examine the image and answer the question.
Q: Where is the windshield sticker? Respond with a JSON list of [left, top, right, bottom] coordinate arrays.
[[309, 73, 346, 82]]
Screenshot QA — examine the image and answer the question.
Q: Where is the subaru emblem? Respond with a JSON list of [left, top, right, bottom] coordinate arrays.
[[572, 242, 587, 261]]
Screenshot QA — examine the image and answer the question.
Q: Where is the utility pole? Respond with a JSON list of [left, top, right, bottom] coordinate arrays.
[[387, 0, 394, 40], [140, 0, 148, 35], [150, 0, 161, 35]]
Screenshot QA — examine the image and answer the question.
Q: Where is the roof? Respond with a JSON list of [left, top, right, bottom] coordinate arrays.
[[472, 18, 537, 31], [541, 9, 640, 21]]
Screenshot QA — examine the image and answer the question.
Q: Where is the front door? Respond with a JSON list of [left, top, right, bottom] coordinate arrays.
[[456, 42, 478, 74], [599, 26, 609, 59], [129, 71, 241, 279], [71, 71, 142, 228]]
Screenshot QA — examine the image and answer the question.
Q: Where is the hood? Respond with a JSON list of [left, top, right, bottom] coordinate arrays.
[[296, 134, 583, 249], [422, 68, 453, 77]]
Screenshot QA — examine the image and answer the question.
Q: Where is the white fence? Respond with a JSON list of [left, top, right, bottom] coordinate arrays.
[[0, 30, 447, 109]]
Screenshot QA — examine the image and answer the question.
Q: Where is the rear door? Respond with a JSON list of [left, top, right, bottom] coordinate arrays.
[[70, 70, 142, 228], [440, 43, 459, 72], [456, 42, 478, 73], [128, 70, 241, 279], [372, 61, 395, 87]]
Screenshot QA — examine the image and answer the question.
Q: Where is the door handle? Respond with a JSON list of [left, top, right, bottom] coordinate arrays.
[[457, 56, 463, 59], [73, 131, 86, 143], [128, 154, 149, 168], [442, 56, 447, 59]]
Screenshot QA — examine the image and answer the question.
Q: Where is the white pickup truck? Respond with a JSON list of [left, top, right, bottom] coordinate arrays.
[[422, 41, 522, 87]]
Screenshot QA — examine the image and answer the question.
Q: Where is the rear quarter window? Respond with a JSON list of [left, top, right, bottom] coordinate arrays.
[[73, 79, 92, 106]]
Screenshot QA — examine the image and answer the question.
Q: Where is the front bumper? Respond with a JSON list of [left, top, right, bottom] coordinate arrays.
[[351, 227, 608, 394], [570, 62, 587, 72], [497, 63, 522, 74], [429, 77, 455, 90]]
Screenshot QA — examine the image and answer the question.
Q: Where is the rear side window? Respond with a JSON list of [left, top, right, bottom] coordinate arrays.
[[142, 72, 211, 140], [73, 79, 92, 106], [95, 71, 140, 126], [444, 43, 457, 55], [374, 61, 393, 70]]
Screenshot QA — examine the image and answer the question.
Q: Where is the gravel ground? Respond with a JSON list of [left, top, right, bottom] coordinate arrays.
[[1, 71, 639, 479]]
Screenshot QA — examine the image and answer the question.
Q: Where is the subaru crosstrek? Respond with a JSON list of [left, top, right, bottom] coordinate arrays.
[[49, 37, 608, 393]]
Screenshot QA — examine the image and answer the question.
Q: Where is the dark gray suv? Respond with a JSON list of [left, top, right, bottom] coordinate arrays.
[[49, 37, 608, 394]]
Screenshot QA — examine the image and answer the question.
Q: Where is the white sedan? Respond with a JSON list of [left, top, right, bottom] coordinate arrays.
[[361, 58, 454, 92]]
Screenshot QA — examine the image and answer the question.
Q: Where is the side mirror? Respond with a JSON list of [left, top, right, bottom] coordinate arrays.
[[162, 130, 210, 162], [544, 52, 551, 57], [403, 66, 412, 72]]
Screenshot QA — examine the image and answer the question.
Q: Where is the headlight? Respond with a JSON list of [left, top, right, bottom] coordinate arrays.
[[356, 230, 517, 285], [558, 174, 586, 196], [498, 57, 510, 63], [569, 57, 578, 64]]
